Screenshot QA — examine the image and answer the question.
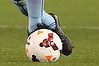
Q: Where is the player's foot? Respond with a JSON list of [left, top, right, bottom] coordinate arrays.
[[28, 23, 45, 36], [48, 13, 74, 56], [13, 0, 26, 5]]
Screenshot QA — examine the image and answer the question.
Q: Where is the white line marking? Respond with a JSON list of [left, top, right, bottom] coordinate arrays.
[[62, 26, 99, 30], [0, 25, 26, 28], [0, 25, 99, 30]]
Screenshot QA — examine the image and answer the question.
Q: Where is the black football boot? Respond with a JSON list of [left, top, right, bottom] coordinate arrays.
[[48, 13, 74, 56]]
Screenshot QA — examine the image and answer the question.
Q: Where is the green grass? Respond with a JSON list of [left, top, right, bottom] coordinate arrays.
[[0, 0, 99, 66]]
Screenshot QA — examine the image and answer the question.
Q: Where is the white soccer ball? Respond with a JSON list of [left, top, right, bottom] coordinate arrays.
[[26, 29, 62, 62]]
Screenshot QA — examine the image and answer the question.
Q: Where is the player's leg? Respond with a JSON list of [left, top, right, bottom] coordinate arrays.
[[12, 0, 73, 56], [26, 0, 45, 33], [12, 0, 28, 16], [27, 0, 73, 55], [12, 0, 55, 29]]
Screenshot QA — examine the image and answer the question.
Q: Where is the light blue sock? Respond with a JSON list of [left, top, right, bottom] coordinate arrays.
[[42, 11, 56, 30], [13, 0, 56, 33], [27, 0, 44, 33], [27, 0, 56, 33]]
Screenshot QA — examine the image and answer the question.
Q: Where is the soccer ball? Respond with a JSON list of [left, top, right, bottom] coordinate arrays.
[[26, 29, 62, 62]]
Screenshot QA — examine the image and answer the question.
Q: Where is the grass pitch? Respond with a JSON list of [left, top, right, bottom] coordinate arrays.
[[0, 0, 99, 66]]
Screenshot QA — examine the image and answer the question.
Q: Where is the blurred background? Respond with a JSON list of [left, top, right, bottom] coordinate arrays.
[[0, 0, 99, 66]]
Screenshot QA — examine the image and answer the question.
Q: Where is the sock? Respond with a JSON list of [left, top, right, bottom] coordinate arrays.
[[13, 0, 56, 32], [41, 11, 56, 30], [27, 0, 44, 33]]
